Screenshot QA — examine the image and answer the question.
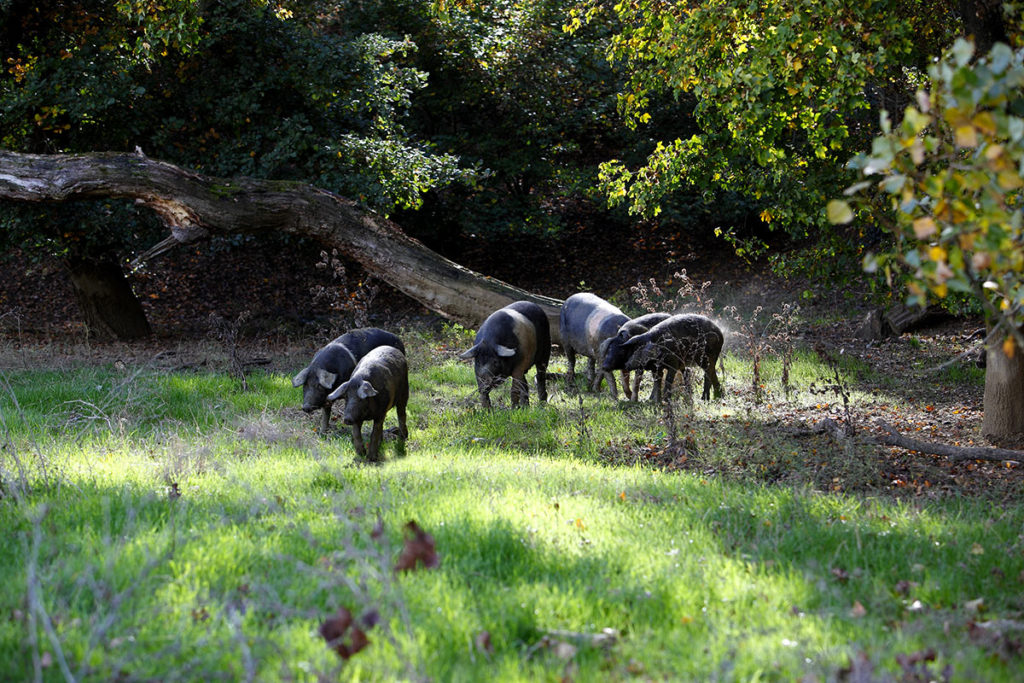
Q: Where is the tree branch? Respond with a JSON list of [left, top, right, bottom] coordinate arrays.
[[874, 421, 1023, 463]]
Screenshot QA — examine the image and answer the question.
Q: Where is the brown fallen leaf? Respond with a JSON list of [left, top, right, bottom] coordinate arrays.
[[319, 607, 372, 660], [395, 520, 439, 573], [475, 630, 494, 657], [851, 601, 867, 618]]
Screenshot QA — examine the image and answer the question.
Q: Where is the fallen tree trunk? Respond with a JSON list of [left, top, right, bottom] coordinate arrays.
[[0, 151, 564, 341]]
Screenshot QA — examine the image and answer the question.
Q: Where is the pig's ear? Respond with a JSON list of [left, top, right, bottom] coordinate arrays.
[[357, 381, 378, 399], [327, 380, 349, 402], [458, 344, 479, 360], [495, 344, 515, 357], [292, 367, 310, 387], [621, 335, 643, 348], [316, 369, 337, 389]]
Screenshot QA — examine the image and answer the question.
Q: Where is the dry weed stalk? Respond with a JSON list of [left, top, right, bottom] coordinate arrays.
[[632, 269, 715, 317], [312, 249, 380, 329], [721, 302, 800, 401]]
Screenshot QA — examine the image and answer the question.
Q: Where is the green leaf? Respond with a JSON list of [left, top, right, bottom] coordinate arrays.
[[826, 199, 854, 224], [951, 38, 974, 68]]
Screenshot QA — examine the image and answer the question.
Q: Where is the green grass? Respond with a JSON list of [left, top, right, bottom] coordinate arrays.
[[1, 336, 1022, 681]]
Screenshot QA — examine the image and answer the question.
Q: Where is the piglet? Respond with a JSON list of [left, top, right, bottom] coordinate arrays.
[[620, 314, 724, 402], [293, 328, 405, 433], [326, 345, 409, 461], [599, 312, 670, 401]]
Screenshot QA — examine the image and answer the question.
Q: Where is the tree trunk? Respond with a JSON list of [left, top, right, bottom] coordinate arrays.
[[982, 333, 1024, 443], [0, 151, 565, 342], [959, 0, 1008, 54], [63, 254, 152, 340]]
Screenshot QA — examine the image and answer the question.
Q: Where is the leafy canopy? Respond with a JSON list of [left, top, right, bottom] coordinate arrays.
[[569, 0, 956, 235], [833, 38, 1024, 350]]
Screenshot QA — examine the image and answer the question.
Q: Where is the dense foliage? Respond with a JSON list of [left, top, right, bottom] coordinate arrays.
[[571, 0, 959, 246], [834, 38, 1024, 345], [1, 0, 1020, 313], [0, 0, 469, 262]]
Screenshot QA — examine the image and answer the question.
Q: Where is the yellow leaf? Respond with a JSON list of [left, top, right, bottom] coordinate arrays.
[[928, 245, 947, 262], [955, 125, 978, 148], [970, 542, 985, 555], [912, 217, 937, 239], [973, 111, 997, 135], [760, 209, 773, 223], [1003, 336, 1015, 359], [792, 58, 803, 72], [997, 171, 1024, 190]]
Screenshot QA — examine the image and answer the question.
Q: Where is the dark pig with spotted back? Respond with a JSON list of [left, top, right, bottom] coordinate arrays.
[[599, 312, 671, 401], [459, 301, 550, 409], [292, 328, 405, 432], [620, 314, 724, 402], [326, 345, 409, 461]]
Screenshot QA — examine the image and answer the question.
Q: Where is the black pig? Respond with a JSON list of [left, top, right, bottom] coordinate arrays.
[[459, 301, 550, 409], [292, 328, 405, 432], [559, 292, 630, 398], [599, 312, 671, 401], [620, 314, 723, 402], [326, 345, 409, 461]]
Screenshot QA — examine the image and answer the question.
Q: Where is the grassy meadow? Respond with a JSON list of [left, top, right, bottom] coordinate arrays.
[[1, 323, 1022, 681]]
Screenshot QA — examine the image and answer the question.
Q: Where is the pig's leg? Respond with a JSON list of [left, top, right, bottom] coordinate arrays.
[[662, 366, 675, 402], [704, 363, 722, 401], [586, 357, 598, 390], [367, 419, 385, 461], [565, 347, 577, 384], [511, 373, 528, 407], [619, 370, 631, 399], [595, 368, 617, 399], [321, 404, 332, 433], [650, 369, 663, 403], [396, 400, 409, 439], [350, 422, 366, 457], [630, 371, 642, 402], [535, 365, 548, 402]]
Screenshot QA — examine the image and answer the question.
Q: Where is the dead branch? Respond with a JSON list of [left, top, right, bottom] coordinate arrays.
[[874, 421, 1023, 463]]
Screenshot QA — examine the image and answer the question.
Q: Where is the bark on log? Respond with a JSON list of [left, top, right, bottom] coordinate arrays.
[[0, 151, 565, 341]]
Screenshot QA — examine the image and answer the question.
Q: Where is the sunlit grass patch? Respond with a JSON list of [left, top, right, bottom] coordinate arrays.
[[0, 330, 1021, 681]]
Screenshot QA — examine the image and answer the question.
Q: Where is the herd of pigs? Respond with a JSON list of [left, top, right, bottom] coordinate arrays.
[[292, 292, 724, 460]]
